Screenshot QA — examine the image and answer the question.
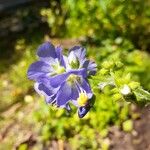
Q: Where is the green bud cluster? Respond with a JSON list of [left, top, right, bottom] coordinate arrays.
[[91, 60, 150, 106]]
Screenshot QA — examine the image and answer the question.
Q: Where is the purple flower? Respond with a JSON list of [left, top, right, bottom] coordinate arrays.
[[27, 42, 97, 117], [28, 42, 66, 80], [65, 46, 97, 75]]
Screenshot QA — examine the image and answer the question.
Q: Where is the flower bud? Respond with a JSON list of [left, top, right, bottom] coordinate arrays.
[[120, 85, 131, 95], [120, 84, 137, 102]]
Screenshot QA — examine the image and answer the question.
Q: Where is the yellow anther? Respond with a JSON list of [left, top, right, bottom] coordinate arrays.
[[77, 92, 88, 106]]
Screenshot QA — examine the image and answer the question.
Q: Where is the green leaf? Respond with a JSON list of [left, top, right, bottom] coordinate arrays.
[[133, 88, 150, 105]]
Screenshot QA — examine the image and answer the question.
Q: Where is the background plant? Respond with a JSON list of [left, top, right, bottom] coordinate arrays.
[[41, 0, 150, 50], [0, 0, 150, 149]]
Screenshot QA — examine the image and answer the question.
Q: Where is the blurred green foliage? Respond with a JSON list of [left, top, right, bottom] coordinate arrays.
[[41, 0, 150, 50], [0, 0, 150, 149]]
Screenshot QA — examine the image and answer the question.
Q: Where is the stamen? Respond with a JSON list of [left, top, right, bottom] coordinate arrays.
[[77, 92, 88, 106], [67, 74, 81, 85]]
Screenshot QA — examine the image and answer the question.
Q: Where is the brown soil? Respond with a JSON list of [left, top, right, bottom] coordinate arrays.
[[109, 106, 150, 150]]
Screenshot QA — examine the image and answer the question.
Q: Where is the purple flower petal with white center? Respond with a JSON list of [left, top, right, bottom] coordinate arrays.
[[48, 68, 87, 88], [27, 41, 97, 118], [67, 46, 97, 76], [27, 42, 67, 81], [37, 42, 66, 68], [53, 76, 93, 108]]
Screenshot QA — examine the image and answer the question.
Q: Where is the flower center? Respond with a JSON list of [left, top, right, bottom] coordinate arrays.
[[67, 74, 81, 85], [56, 66, 65, 74], [70, 59, 80, 69], [52, 63, 65, 75], [77, 92, 88, 106]]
